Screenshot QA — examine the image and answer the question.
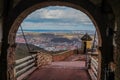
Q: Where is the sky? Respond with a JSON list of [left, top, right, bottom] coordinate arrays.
[[20, 6, 95, 31]]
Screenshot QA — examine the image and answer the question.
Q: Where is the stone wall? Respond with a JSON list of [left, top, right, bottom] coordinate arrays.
[[110, 1, 120, 79], [52, 50, 76, 61], [115, 17, 120, 80], [36, 52, 52, 67], [0, 19, 2, 43], [34, 50, 76, 67]]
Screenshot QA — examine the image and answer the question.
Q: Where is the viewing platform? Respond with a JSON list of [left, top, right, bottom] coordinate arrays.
[[28, 61, 89, 80], [15, 50, 99, 80]]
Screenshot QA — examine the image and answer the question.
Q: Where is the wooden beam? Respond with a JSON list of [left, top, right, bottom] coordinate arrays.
[[17, 67, 37, 80], [15, 54, 36, 64], [16, 63, 35, 77], [15, 59, 35, 71]]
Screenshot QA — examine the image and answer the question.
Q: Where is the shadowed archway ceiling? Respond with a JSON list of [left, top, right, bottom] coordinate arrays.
[[0, 0, 120, 18]]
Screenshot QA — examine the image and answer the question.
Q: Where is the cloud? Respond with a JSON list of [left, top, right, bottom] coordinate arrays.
[[21, 21, 94, 30], [22, 6, 95, 30], [26, 7, 65, 19], [27, 6, 90, 20]]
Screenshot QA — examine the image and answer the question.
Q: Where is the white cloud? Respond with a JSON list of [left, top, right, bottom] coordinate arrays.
[[41, 9, 64, 19], [27, 7, 65, 19], [27, 6, 91, 20], [22, 6, 95, 30]]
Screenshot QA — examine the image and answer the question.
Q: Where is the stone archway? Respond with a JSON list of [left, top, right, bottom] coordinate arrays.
[[0, 0, 115, 80], [8, 1, 102, 46]]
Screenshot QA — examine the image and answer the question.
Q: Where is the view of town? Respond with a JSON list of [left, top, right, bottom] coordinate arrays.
[[16, 30, 96, 52], [16, 30, 97, 52]]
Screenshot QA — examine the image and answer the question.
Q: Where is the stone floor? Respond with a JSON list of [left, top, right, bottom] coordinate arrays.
[[42, 61, 86, 69], [27, 54, 90, 80], [28, 67, 90, 80]]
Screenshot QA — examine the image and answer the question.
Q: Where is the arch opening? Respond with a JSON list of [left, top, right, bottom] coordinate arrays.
[[8, 1, 102, 46], [15, 6, 99, 60]]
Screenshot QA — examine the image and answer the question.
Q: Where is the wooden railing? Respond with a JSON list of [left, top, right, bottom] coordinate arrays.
[[15, 54, 37, 80], [88, 55, 99, 80], [15, 50, 98, 80], [14, 50, 73, 80]]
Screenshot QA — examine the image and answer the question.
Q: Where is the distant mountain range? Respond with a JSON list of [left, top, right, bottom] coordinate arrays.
[[18, 29, 95, 35]]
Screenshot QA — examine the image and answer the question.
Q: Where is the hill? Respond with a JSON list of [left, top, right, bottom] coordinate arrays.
[[51, 38, 72, 43], [15, 43, 65, 60], [15, 43, 42, 60]]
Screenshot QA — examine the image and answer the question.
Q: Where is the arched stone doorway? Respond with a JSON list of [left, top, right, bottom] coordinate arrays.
[[1, 0, 115, 80]]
